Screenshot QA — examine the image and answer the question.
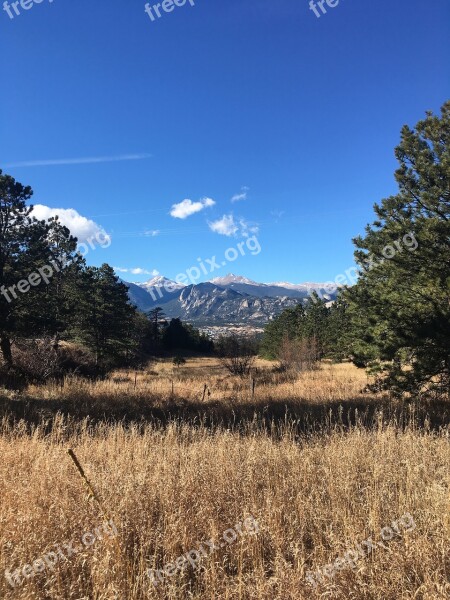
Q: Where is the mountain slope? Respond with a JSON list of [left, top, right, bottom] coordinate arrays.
[[124, 274, 337, 325], [207, 273, 323, 299], [148, 283, 300, 325]]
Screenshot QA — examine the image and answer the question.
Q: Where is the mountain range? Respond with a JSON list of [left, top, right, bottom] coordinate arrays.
[[124, 274, 336, 326]]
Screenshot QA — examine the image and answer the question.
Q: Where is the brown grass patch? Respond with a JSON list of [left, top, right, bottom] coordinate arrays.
[[0, 362, 448, 599]]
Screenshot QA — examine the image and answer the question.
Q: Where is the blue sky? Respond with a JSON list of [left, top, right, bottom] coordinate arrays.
[[1, 0, 449, 284]]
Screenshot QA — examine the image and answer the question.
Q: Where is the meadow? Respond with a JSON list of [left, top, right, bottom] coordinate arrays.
[[0, 360, 449, 599]]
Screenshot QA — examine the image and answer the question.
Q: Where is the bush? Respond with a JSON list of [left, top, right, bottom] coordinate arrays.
[[278, 335, 320, 374], [5, 339, 99, 383], [173, 356, 187, 368], [216, 335, 257, 378]]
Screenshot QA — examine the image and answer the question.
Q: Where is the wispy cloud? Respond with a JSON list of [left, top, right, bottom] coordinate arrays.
[[270, 209, 285, 222], [131, 268, 158, 275], [170, 197, 215, 219], [114, 267, 159, 276], [239, 218, 259, 237], [208, 214, 259, 237], [231, 186, 249, 203], [144, 230, 160, 237], [3, 154, 152, 168]]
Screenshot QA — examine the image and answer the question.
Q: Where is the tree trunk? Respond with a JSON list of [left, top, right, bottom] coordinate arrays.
[[0, 336, 13, 367]]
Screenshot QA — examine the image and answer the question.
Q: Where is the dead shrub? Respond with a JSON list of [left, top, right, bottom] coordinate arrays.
[[278, 335, 320, 374]]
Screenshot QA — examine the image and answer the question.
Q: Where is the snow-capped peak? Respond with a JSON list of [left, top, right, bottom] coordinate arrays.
[[138, 276, 186, 290], [269, 281, 330, 290], [209, 273, 261, 286]]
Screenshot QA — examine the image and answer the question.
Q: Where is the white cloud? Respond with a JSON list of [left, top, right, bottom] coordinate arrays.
[[231, 186, 249, 203], [170, 197, 215, 219], [114, 267, 159, 276], [208, 214, 239, 236], [209, 214, 259, 237], [239, 218, 259, 238], [144, 230, 160, 237], [31, 204, 110, 245], [4, 154, 152, 168], [131, 268, 157, 275]]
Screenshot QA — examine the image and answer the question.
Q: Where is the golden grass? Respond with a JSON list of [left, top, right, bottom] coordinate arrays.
[[26, 360, 370, 406], [0, 361, 449, 599]]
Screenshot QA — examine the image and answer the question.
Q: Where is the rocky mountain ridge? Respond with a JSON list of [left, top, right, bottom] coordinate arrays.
[[124, 274, 335, 326]]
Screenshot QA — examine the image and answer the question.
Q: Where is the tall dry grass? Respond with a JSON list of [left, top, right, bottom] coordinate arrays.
[[0, 361, 449, 599]]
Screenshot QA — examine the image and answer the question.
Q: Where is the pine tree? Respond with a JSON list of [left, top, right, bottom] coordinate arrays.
[[261, 304, 305, 359], [162, 318, 214, 353], [72, 264, 137, 371], [26, 216, 82, 342], [145, 307, 167, 352], [0, 170, 50, 366], [261, 297, 341, 361], [346, 102, 450, 396]]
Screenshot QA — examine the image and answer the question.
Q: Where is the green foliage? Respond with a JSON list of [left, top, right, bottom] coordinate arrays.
[[3, 98, 449, 399], [346, 101, 450, 397], [27, 217, 83, 339], [0, 170, 50, 363], [260, 304, 305, 359], [0, 168, 214, 379], [163, 318, 213, 353], [0, 169, 144, 377], [147, 307, 167, 346], [70, 264, 138, 371], [261, 295, 350, 361]]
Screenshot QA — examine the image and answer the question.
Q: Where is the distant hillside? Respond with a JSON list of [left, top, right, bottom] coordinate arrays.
[[124, 274, 337, 325]]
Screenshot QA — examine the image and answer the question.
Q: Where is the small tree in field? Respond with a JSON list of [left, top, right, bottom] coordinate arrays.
[[216, 335, 257, 377], [173, 356, 186, 369]]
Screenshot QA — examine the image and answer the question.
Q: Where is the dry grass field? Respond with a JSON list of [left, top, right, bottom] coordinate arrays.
[[0, 359, 449, 599]]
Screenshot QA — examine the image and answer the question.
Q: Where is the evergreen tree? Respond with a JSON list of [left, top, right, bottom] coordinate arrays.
[[146, 307, 167, 351], [27, 216, 83, 342], [346, 102, 450, 396], [261, 297, 342, 361], [301, 296, 329, 358], [0, 170, 149, 376], [72, 264, 137, 371], [326, 295, 352, 361], [261, 304, 305, 359], [0, 170, 50, 366], [162, 318, 213, 353]]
